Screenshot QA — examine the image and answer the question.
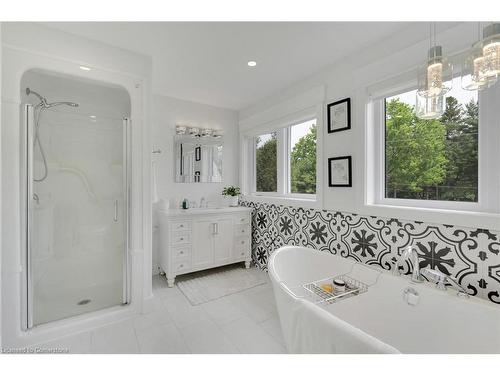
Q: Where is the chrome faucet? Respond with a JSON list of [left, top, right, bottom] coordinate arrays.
[[420, 268, 470, 298], [394, 246, 424, 283]]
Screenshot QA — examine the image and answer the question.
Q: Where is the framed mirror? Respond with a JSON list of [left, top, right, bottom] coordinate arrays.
[[175, 135, 223, 183]]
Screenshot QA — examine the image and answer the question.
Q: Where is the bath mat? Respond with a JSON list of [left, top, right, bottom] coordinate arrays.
[[176, 267, 267, 305]]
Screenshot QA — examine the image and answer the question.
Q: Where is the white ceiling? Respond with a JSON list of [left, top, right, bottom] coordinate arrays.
[[43, 22, 419, 110]]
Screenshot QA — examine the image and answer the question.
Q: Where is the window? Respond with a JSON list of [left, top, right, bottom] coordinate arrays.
[[253, 118, 317, 197], [255, 132, 277, 192], [290, 120, 317, 194], [384, 76, 478, 203], [370, 71, 500, 217]]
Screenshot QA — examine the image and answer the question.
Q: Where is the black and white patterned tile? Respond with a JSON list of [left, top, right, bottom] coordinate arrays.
[[240, 199, 500, 305]]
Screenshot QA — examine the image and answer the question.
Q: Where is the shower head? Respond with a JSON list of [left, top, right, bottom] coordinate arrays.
[[26, 87, 48, 106]]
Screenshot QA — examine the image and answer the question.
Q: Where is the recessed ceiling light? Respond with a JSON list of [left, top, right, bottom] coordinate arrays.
[[79, 66, 91, 71], [89, 115, 96, 119], [247, 61, 257, 67]]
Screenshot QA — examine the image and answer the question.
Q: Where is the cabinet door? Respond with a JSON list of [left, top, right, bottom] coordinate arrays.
[[213, 218, 234, 263], [192, 219, 214, 268]]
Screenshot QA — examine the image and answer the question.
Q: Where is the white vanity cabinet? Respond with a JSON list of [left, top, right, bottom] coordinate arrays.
[[157, 207, 252, 287]]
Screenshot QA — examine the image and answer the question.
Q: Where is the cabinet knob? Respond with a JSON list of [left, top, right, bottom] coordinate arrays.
[[241, 252, 244, 255], [180, 251, 184, 254], [241, 241, 245, 244], [179, 264, 184, 268], [180, 224, 184, 228], [180, 237, 184, 241]]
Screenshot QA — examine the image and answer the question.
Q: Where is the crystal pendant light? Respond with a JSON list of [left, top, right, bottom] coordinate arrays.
[[417, 23, 453, 99], [462, 23, 498, 91], [482, 23, 500, 80]]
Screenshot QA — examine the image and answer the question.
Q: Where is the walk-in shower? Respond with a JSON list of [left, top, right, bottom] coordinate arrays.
[[23, 70, 131, 328]]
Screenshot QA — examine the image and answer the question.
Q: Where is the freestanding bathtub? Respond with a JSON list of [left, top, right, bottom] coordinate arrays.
[[269, 246, 500, 354]]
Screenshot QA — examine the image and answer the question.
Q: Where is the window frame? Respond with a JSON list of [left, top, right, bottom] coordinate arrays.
[[250, 116, 319, 201], [369, 78, 500, 214]]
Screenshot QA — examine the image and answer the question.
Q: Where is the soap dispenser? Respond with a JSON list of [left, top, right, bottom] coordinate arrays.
[[182, 198, 189, 209]]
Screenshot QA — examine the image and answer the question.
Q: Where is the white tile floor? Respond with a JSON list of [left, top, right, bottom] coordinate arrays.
[[32, 267, 286, 354]]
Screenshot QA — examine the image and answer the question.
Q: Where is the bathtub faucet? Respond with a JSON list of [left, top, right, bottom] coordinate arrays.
[[393, 246, 424, 283], [420, 268, 470, 298]]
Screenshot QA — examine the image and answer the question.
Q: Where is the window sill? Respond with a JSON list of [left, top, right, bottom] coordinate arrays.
[[243, 194, 320, 209], [362, 202, 500, 231]]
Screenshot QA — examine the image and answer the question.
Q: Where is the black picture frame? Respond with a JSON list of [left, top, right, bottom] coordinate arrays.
[[327, 98, 351, 133], [328, 156, 352, 187]]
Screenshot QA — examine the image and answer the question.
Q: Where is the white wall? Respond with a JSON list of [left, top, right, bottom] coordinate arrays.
[[239, 22, 500, 231], [151, 94, 238, 273]]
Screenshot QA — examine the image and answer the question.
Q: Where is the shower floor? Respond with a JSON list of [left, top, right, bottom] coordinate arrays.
[[32, 248, 124, 326], [34, 280, 123, 326]]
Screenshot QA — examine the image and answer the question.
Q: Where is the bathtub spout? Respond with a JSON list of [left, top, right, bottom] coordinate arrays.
[[394, 246, 424, 283]]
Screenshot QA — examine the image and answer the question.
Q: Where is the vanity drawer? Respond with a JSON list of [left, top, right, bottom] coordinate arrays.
[[235, 237, 250, 250], [170, 231, 191, 246], [172, 259, 191, 273], [234, 224, 251, 236], [171, 246, 191, 260], [234, 238, 250, 258], [234, 215, 250, 225], [170, 221, 191, 232]]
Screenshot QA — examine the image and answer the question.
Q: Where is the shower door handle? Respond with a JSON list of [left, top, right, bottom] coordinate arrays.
[[114, 199, 118, 222]]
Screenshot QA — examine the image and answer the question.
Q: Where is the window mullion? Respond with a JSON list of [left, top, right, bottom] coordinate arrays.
[[276, 128, 287, 195]]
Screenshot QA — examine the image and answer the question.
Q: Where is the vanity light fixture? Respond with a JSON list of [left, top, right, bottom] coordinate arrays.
[[176, 125, 223, 138], [212, 130, 223, 138], [79, 65, 91, 71], [247, 60, 257, 67], [200, 128, 213, 137], [417, 23, 453, 100]]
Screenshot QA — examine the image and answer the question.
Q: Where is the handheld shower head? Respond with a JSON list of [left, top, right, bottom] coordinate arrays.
[[25, 87, 79, 108]]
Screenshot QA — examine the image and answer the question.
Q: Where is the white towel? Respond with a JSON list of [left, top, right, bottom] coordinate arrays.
[[289, 299, 400, 354]]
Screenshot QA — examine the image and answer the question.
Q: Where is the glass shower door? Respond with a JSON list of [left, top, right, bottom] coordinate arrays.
[[26, 105, 129, 327]]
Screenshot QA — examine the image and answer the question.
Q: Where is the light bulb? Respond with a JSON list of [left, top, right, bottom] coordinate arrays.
[[483, 41, 500, 78], [427, 62, 444, 97], [417, 46, 452, 98]]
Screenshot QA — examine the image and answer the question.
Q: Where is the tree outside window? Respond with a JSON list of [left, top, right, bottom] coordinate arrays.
[[385, 77, 478, 202]]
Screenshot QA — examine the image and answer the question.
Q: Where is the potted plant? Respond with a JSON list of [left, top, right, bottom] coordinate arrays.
[[222, 185, 241, 207]]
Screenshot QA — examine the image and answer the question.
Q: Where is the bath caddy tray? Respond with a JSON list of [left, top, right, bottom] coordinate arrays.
[[303, 275, 368, 304]]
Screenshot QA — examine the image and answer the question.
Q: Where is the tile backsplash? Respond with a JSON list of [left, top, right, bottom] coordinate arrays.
[[240, 200, 500, 305]]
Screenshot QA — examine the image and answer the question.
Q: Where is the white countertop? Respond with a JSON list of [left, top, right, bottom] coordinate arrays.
[[156, 206, 253, 217]]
